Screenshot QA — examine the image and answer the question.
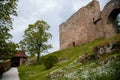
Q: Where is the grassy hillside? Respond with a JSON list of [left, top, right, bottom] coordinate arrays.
[[18, 35, 120, 80]]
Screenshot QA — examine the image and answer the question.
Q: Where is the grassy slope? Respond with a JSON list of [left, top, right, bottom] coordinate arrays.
[[18, 35, 120, 80]]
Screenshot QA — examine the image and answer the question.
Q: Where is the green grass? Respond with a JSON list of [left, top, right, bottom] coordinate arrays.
[[18, 35, 120, 80]]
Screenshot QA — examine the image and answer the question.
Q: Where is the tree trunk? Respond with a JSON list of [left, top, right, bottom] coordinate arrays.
[[36, 53, 40, 64], [36, 43, 41, 64]]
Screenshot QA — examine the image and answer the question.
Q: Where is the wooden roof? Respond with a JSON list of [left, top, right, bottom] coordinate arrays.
[[14, 52, 26, 58]]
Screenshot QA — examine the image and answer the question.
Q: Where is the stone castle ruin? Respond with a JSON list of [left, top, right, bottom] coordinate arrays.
[[59, 0, 120, 50]]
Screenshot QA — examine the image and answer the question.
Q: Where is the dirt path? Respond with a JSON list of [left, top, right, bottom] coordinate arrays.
[[1, 68, 20, 80]]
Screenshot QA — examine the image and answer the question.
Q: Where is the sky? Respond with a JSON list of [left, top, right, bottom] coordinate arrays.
[[10, 0, 110, 54]]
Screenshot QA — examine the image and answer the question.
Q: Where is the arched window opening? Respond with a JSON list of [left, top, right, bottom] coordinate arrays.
[[108, 8, 120, 34], [115, 14, 120, 34]]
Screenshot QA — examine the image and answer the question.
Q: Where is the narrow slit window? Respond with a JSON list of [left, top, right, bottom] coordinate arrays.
[[73, 42, 75, 47]]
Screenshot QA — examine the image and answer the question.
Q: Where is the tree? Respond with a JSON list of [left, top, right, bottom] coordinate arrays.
[[0, 0, 18, 55], [6, 42, 18, 55], [0, 0, 18, 28], [19, 20, 52, 64]]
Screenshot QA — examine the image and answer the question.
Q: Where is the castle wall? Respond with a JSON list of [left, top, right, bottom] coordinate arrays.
[[100, 0, 120, 38], [60, 0, 120, 50], [60, 0, 101, 50]]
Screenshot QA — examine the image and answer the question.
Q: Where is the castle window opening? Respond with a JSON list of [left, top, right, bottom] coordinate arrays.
[[93, 18, 96, 24], [90, 4, 92, 7], [73, 41, 75, 47], [115, 13, 120, 34], [93, 18, 94, 22], [93, 18, 101, 25], [108, 9, 120, 34]]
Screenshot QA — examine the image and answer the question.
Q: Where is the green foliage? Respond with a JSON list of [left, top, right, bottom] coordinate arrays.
[[18, 65, 46, 80], [0, 0, 18, 28], [0, 0, 18, 56], [3, 42, 18, 58], [18, 35, 120, 80], [44, 55, 58, 69], [19, 20, 52, 64], [109, 57, 120, 80]]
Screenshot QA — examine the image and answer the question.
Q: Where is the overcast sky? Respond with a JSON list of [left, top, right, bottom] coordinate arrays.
[[10, 0, 110, 54]]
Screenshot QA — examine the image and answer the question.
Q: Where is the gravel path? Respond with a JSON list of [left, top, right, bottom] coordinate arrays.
[[1, 68, 20, 80]]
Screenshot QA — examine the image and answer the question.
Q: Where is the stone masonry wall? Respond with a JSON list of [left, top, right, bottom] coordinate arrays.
[[59, 0, 120, 50], [60, 0, 101, 50]]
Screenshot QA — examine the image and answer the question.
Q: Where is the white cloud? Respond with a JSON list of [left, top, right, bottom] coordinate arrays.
[[11, 0, 110, 53], [73, 0, 92, 11]]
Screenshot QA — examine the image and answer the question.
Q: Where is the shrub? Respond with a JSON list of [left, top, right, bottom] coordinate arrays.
[[44, 55, 58, 69]]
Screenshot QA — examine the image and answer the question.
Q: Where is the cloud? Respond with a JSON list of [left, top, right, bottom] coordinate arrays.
[[72, 0, 92, 11], [11, 0, 110, 53]]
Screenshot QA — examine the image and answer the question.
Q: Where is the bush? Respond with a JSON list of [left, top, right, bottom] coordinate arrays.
[[44, 55, 58, 69]]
